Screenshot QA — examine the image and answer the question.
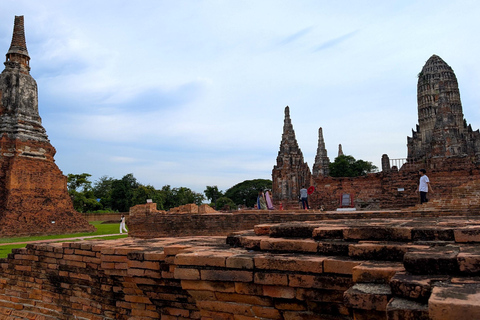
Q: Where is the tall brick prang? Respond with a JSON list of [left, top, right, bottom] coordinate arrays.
[[0, 16, 93, 236], [272, 106, 311, 208], [312, 127, 330, 177], [408, 54, 480, 163]]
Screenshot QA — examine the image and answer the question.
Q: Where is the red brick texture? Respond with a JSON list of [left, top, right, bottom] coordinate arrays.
[[0, 213, 479, 319]]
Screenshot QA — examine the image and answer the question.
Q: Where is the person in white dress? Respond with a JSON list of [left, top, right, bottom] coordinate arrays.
[[120, 214, 128, 233]]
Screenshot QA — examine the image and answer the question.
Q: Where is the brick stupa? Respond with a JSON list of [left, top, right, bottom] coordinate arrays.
[[0, 16, 94, 236], [408, 54, 480, 165], [272, 106, 311, 207]]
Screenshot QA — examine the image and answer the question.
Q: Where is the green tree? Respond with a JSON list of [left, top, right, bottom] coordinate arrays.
[[160, 185, 204, 210], [328, 155, 378, 177], [204, 186, 224, 202], [224, 179, 272, 208], [132, 185, 166, 210], [110, 173, 139, 212], [67, 173, 102, 212], [93, 175, 115, 210], [215, 196, 237, 211]]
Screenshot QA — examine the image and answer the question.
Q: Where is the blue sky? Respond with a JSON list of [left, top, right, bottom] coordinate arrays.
[[1, 1, 480, 194]]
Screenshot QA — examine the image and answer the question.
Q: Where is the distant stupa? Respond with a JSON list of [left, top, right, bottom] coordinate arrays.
[[272, 106, 311, 205]]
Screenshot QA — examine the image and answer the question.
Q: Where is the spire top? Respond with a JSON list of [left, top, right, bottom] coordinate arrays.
[[5, 16, 30, 72]]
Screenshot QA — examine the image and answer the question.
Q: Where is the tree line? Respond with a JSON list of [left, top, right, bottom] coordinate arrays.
[[67, 155, 373, 213], [67, 173, 272, 213]]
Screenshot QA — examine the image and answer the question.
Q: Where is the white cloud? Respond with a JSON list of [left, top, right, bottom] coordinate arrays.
[[1, 0, 480, 193]]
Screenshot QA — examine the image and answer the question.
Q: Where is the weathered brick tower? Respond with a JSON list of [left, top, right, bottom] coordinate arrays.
[[407, 54, 480, 165], [272, 106, 311, 208], [0, 16, 93, 236], [312, 127, 330, 177]]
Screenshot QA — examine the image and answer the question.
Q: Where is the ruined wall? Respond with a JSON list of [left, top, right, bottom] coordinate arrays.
[[128, 210, 349, 238], [308, 165, 480, 211], [1, 214, 480, 319]]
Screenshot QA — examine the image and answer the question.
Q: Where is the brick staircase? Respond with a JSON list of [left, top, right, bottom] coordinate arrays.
[[226, 217, 480, 319], [1, 214, 480, 319]]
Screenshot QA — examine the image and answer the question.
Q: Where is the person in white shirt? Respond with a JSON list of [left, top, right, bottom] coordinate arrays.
[[299, 186, 309, 209], [416, 169, 433, 204]]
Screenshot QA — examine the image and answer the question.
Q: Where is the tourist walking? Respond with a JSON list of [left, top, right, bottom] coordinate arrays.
[[416, 169, 433, 204], [120, 214, 128, 233], [299, 186, 309, 209]]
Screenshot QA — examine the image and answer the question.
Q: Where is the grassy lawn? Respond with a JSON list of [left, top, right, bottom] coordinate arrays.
[[0, 221, 128, 258]]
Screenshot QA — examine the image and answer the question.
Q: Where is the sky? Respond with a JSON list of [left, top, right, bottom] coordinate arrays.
[[1, 1, 480, 194]]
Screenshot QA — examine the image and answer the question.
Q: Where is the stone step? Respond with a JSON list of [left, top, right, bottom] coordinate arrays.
[[403, 247, 460, 275], [344, 283, 392, 312], [389, 272, 449, 303], [386, 298, 429, 320], [428, 283, 480, 319]]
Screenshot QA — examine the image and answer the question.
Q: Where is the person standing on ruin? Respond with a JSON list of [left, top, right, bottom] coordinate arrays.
[[416, 169, 433, 204], [257, 191, 267, 210], [120, 214, 128, 233], [300, 186, 309, 209], [265, 190, 275, 210]]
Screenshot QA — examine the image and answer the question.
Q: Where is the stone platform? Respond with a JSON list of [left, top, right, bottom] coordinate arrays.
[[1, 214, 480, 319]]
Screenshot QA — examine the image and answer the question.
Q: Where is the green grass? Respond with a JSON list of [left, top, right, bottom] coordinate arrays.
[[0, 221, 128, 258], [0, 221, 122, 244]]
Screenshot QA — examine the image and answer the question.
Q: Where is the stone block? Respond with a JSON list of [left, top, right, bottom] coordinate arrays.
[[324, 257, 364, 275], [403, 248, 459, 275], [389, 272, 447, 303], [269, 222, 317, 238], [200, 269, 253, 282], [352, 261, 404, 283], [262, 285, 296, 299], [429, 284, 480, 319], [312, 226, 344, 239], [175, 251, 233, 267], [254, 253, 325, 273], [254, 272, 288, 286], [254, 224, 272, 235], [259, 238, 318, 253], [344, 283, 392, 311], [317, 240, 350, 256], [181, 280, 236, 293], [455, 227, 480, 243], [348, 242, 409, 261], [225, 254, 254, 269], [386, 298, 429, 320], [457, 251, 480, 274], [288, 274, 353, 290]]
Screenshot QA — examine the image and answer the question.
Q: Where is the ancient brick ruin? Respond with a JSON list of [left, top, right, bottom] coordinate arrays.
[[273, 55, 480, 211], [0, 16, 93, 236], [272, 107, 312, 208], [1, 208, 480, 319], [1, 15, 480, 320]]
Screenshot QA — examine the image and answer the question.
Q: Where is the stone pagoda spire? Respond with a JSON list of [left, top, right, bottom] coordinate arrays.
[[1, 15, 48, 143], [407, 55, 480, 163], [5, 16, 30, 72], [272, 106, 311, 206], [0, 16, 93, 236], [312, 127, 330, 177], [338, 144, 344, 157]]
